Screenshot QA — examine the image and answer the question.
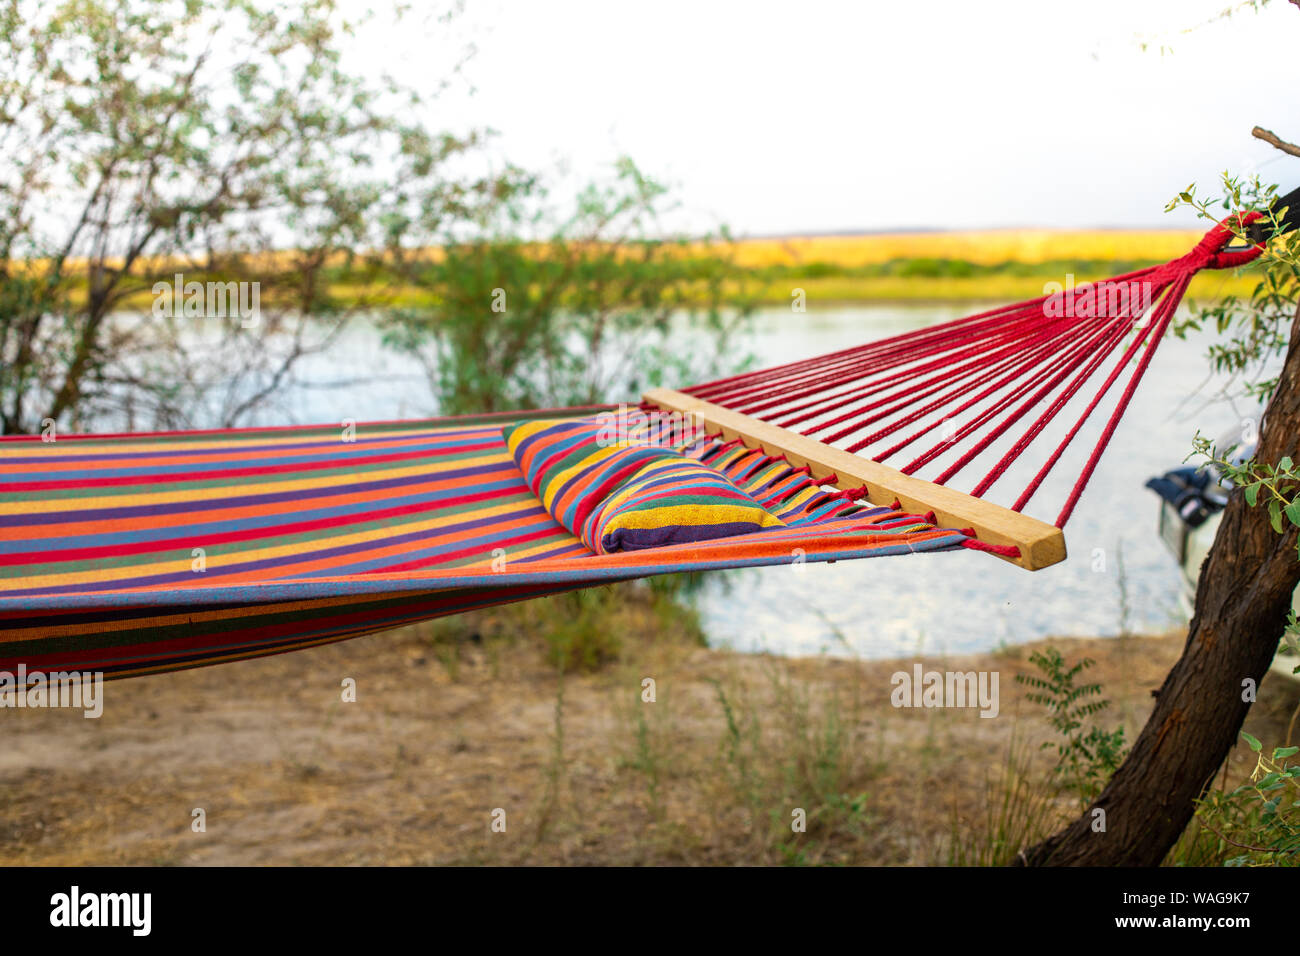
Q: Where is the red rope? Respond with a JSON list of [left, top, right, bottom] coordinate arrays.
[[960, 537, 1021, 558], [802, 311, 1095, 443], [895, 313, 1121, 474], [677, 213, 1268, 546]]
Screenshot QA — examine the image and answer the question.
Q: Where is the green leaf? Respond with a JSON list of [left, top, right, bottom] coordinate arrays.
[[1285, 500, 1300, 528], [1242, 731, 1262, 752], [1272, 746, 1300, 759], [1245, 484, 1259, 506], [1269, 500, 1284, 533]]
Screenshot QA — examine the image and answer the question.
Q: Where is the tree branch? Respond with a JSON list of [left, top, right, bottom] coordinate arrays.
[[1196, 817, 1283, 856], [1252, 126, 1300, 159]]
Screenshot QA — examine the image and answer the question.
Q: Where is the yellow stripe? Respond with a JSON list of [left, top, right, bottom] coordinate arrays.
[[602, 502, 785, 534]]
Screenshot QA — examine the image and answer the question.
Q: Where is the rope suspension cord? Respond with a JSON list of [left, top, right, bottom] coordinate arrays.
[[677, 213, 1272, 558]]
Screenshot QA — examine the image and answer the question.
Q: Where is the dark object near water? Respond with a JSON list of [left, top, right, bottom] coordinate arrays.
[[1145, 417, 1257, 532], [1144, 466, 1224, 529]]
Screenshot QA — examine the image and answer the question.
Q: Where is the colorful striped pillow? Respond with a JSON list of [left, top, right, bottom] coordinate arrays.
[[502, 417, 784, 554]]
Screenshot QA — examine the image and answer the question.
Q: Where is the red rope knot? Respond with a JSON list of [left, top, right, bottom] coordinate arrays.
[[839, 485, 870, 502], [923, 510, 936, 525], [890, 498, 902, 511], [1182, 211, 1267, 272], [819, 472, 840, 485], [960, 538, 1021, 558]]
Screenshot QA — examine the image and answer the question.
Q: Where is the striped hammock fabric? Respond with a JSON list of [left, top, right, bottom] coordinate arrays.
[[0, 408, 965, 680]]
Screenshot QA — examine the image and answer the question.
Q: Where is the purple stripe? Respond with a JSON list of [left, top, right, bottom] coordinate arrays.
[[601, 520, 770, 553]]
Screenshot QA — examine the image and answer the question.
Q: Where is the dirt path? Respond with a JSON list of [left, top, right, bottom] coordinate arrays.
[[2, 622, 1296, 866]]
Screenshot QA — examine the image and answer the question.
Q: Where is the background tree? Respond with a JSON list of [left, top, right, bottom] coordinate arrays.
[[0, 0, 495, 433], [380, 157, 757, 416]]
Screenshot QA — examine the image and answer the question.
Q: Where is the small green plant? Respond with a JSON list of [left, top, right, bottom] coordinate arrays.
[[705, 677, 762, 810], [626, 703, 664, 821], [414, 577, 704, 676], [544, 587, 624, 672], [1015, 648, 1128, 805], [427, 625, 462, 681], [1191, 734, 1300, 866], [533, 675, 569, 845], [1114, 539, 1132, 640]]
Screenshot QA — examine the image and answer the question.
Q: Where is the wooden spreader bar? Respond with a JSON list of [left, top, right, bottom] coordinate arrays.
[[644, 388, 1067, 571]]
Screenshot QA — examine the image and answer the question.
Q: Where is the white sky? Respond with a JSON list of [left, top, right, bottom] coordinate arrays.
[[359, 0, 1299, 235]]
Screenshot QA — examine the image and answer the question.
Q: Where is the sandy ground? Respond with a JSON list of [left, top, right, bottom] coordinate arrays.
[[2, 618, 1297, 866]]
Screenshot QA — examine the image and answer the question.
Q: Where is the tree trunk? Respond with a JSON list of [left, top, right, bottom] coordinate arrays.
[[1019, 304, 1300, 866]]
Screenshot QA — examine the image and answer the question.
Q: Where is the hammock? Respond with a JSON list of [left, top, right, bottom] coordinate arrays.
[[0, 215, 1267, 680]]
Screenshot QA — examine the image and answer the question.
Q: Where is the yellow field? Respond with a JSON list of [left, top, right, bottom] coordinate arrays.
[[33, 228, 1266, 310], [703, 228, 1261, 304], [717, 229, 1214, 268]]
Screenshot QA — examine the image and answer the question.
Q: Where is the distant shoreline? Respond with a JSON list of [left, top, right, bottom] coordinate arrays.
[[48, 226, 1260, 311]]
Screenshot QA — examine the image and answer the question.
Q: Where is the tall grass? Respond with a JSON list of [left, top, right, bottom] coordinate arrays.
[[942, 736, 1063, 866]]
